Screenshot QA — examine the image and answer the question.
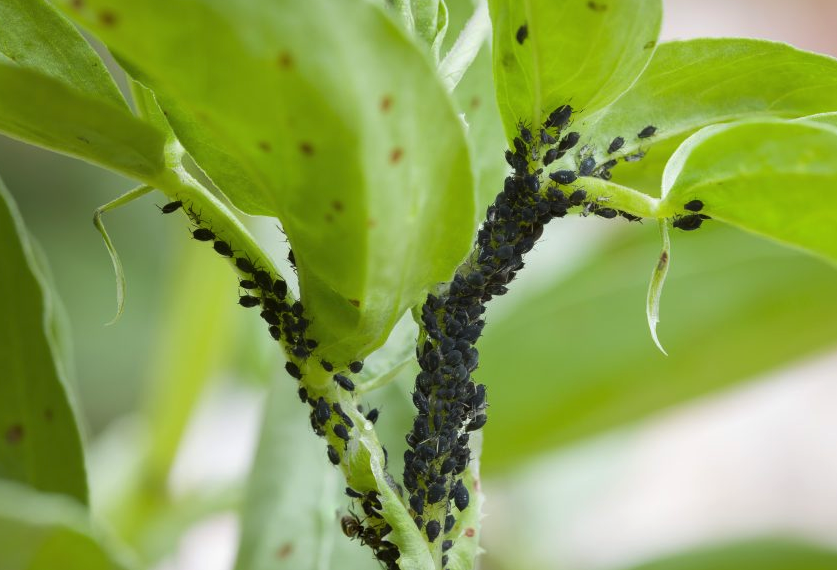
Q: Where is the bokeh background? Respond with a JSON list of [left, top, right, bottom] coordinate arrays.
[[2, 1, 837, 569]]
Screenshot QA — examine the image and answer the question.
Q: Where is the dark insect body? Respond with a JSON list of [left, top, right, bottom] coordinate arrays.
[[638, 125, 657, 138], [239, 295, 260, 308], [213, 240, 233, 257], [608, 136, 625, 153], [684, 199, 704, 212], [334, 374, 356, 392], [160, 200, 182, 214], [192, 228, 215, 241], [673, 214, 704, 231], [516, 24, 528, 44]]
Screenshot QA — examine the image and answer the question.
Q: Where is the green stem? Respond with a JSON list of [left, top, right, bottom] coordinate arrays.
[[438, 0, 490, 91], [580, 178, 661, 218]]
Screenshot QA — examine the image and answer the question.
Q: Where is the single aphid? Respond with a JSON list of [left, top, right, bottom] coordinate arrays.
[[557, 131, 581, 151], [549, 170, 577, 185], [365, 408, 379, 424], [160, 200, 183, 214], [638, 125, 657, 138], [684, 199, 704, 212], [192, 228, 215, 241], [425, 520, 441, 542], [334, 373, 356, 392], [213, 240, 233, 257], [349, 360, 364, 374], [673, 214, 703, 231], [607, 136, 625, 154], [285, 361, 302, 380], [578, 156, 597, 176], [315, 397, 331, 424], [333, 423, 350, 441], [238, 295, 260, 308], [516, 24, 528, 44], [327, 444, 340, 465], [453, 479, 470, 511]]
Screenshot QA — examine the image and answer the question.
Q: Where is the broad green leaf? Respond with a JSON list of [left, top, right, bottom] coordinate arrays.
[[478, 223, 837, 471], [0, 63, 166, 180], [584, 39, 837, 193], [236, 379, 377, 570], [489, 0, 661, 138], [0, 179, 87, 503], [0, 481, 129, 570], [59, 0, 476, 363], [660, 120, 837, 263], [621, 539, 837, 570], [0, 0, 125, 106]]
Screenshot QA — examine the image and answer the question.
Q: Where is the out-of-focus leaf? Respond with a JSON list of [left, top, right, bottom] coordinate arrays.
[[0, 63, 166, 180], [584, 39, 837, 193], [235, 379, 378, 570], [59, 0, 476, 363], [488, 0, 661, 138], [0, 481, 129, 570], [454, 46, 508, 212], [660, 120, 837, 263], [621, 539, 837, 570], [0, 179, 87, 503], [478, 223, 837, 471], [0, 0, 125, 106]]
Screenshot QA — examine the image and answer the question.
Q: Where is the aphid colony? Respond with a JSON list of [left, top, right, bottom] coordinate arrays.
[[159, 199, 400, 566]]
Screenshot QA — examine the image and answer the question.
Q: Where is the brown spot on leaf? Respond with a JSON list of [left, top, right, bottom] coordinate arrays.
[[70, 0, 84, 9], [644, 40, 657, 50], [470, 97, 481, 110], [325, 213, 334, 223], [501, 53, 516, 69], [390, 147, 404, 164], [299, 142, 314, 155], [349, 299, 360, 308], [465, 527, 475, 538], [380, 96, 393, 112], [76, 135, 90, 144], [258, 141, 272, 152], [44, 409, 54, 422], [587, 1, 608, 11], [331, 201, 344, 212], [276, 542, 294, 559], [657, 250, 668, 271], [277, 51, 293, 69], [5, 424, 23, 445], [367, 219, 377, 228], [98, 9, 118, 26]]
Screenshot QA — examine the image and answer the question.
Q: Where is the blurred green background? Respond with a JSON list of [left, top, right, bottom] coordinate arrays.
[[3, 1, 837, 570]]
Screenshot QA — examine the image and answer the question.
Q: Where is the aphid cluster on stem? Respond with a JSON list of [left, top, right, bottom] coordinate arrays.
[[672, 199, 711, 231]]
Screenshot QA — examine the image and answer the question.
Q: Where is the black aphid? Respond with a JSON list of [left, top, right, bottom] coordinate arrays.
[[516, 24, 528, 44], [321, 360, 334, 372], [160, 200, 183, 214], [239, 279, 257, 289], [594, 207, 618, 219], [327, 445, 340, 465], [297, 387, 308, 403], [549, 170, 577, 185], [608, 136, 625, 154], [578, 156, 596, 176], [444, 514, 456, 533], [428, 483, 446, 504], [557, 131, 581, 152], [409, 494, 424, 515], [442, 540, 453, 552], [425, 520, 441, 542], [213, 240, 233, 257], [346, 487, 364, 499], [638, 125, 657, 138], [235, 257, 255, 273], [285, 361, 302, 380], [543, 148, 560, 166], [365, 408, 379, 424], [239, 295, 260, 308], [545, 105, 573, 130], [568, 189, 587, 206], [453, 480, 470, 511], [315, 397, 331, 424], [349, 361, 364, 374], [684, 199, 704, 212], [673, 214, 703, 231], [333, 424, 350, 441], [192, 228, 215, 241], [334, 374, 356, 392], [260, 309, 280, 325]]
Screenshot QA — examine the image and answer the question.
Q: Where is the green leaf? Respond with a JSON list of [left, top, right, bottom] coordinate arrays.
[[620, 539, 837, 570], [660, 120, 837, 263], [59, 0, 476, 363], [0, 0, 126, 107], [0, 63, 166, 180], [478, 224, 837, 471], [584, 39, 837, 193], [236, 379, 378, 570], [453, 46, 509, 211], [0, 481, 129, 570], [488, 0, 662, 138], [0, 179, 87, 503]]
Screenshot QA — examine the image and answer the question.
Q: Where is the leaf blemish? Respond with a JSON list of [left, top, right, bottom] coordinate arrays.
[[465, 527, 475, 537], [331, 200, 344, 212], [5, 424, 24, 445], [644, 40, 656, 49], [390, 147, 404, 164], [587, 1, 608, 12], [276, 543, 294, 559], [299, 142, 314, 155], [380, 95, 393, 112], [277, 51, 294, 69], [657, 250, 668, 270], [258, 141, 272, 152], [349, 299, 360, 307], [44, 409, 54, 422], [470, 96, 481, 110], [70, 0, 84, 9], [98, 9, 118, 26]]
